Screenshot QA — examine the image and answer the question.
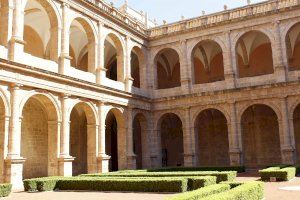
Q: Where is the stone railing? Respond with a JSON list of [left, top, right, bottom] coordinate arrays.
[[82, 0, 148, 34], [148, 0, 300, 37]]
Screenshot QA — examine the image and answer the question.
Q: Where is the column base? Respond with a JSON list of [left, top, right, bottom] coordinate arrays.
[[127, 154, 137, 170], [184, 154, 195, 167], [4, 157, 25, 189], [275, 65, 287, 83], [58, 156, 75, 177], [229, 149, 242, 166], [97, 154, 111, 173], [281, 146, 295, 165], [225, 72, 236, 89], [125, 77, 134, 93], [59, 54, 72, 74], [150, 155, 161, 168], [8, 38, 25, 61]]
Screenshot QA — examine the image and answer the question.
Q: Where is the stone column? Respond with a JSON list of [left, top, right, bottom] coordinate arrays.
[[59, 2, 71, 74], [58, 95, 74, 176], [280, 97, 295, 164], [96, 22, 107, 85], [9, 1, 25, 61], [183, 107, 195, 167], [125, 36, 134, 92], [224, 31, 236, 89], [228, 102, 242, 166], [273, 21, 287, 83], [180, 40, 192, 94], [97, 102, 110, 173], [47, 121, 61, 176], [0, 116, 9, 183], [5, 84, 25, 188], [126, 107, 136, 169], [118, 126, 127, 170], [0, 2, 13, 46], [87, 124, 98, 173], [147, 113, 160, 168]]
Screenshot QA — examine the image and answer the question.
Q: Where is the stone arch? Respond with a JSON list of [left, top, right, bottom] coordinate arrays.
[[235, 30, 274, 78], [241, 104, 281, 168], [104, 32, 125, 82], [20, 93, 60, 179], [23, 0, 60, 61], [285, 21, 300, 71], [157, 113, 184, 167], [69, 101, 98, 175], [69, 16, 97, 73], [191, 39, 225, 84], [130, 46, 145, 89], [194, 108, 230, 166], [132, 112, 149, 169], [154, 48, 181, 89], [105, 107, 126, 171]]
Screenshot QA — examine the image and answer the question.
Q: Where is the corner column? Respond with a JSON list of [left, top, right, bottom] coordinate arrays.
[[8, 1, 25, 61], [5, 84, 25, 189], [59, 2, 71, 74], [180, 40, 192, 94], [228, 102, 242, 166], [96, 22, 107, 85], [97, 102, 110, 173], [126, 107, 136, 169], [280, 97, 295, 164], [183, 107, 196, 167], [125, 36, 134, 92], [224, 31, 236, 89], [58, 94, 74, 176]]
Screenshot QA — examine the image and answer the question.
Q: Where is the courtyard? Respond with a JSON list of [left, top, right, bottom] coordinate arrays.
[[3, 175, 300, 200]]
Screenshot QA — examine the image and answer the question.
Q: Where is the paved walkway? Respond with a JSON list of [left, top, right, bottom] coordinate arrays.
[[237, 173, 300, 200], [5, 191, 176, 200], [4, 174, 300, 200]]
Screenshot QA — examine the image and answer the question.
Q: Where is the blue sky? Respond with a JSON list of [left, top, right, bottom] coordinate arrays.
[[109, 0, 265, 24]]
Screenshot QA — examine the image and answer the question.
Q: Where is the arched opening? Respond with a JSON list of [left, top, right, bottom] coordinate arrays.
[[131, 47, 144, 88], [0, 96, 6, 182], [69, 18, 96, 73], [104, 33, 124, 82], [159, 113, 183, 167], [286, 22, 300, 71], [236, 31, 274, 78], [0, 0, 10, 46], [133, 113, 148, 169], [192, 40, 225, 84], [241, 104, 281, 168], [105, 109, 126, 171], [21, 95, 58, 179], [23, 0, 58, 61], [155, 48, 181, 89], [70, 103, 97, 176], [293, 104, 300, 164], [195, 109, 230, 166]]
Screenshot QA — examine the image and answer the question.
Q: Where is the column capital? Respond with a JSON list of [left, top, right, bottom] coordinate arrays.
[[9, 83, 23, 90]]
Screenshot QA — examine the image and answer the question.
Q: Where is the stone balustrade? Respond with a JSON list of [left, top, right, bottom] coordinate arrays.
[[148, 0, 300, 37]]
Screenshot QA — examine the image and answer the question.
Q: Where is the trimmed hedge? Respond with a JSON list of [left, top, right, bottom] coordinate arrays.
[[81, 171, 237, 183], [118, 166, 245, 173], [0, 183, 12, 197], [167, 184, 230, 200], [259, 167, 296, 181], [201, 182, 264, 200], [24, 176, 217, 193]]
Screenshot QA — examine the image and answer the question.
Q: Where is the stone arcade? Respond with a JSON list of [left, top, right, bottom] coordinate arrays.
[[0, 0, 300, 188]]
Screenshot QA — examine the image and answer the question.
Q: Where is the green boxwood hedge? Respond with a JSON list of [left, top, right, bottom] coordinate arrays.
[[81, 171, 236, 183], [118, 166, 245, 173], [0, 183, 12, 197], [201, 182, 264, 200], [259, 167, 296, 181], [24, 176, 217, 193], [167, 184, 230, 200]]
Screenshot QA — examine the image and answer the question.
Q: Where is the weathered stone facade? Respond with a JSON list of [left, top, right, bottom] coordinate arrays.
[[0, 0, 300, 189]]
